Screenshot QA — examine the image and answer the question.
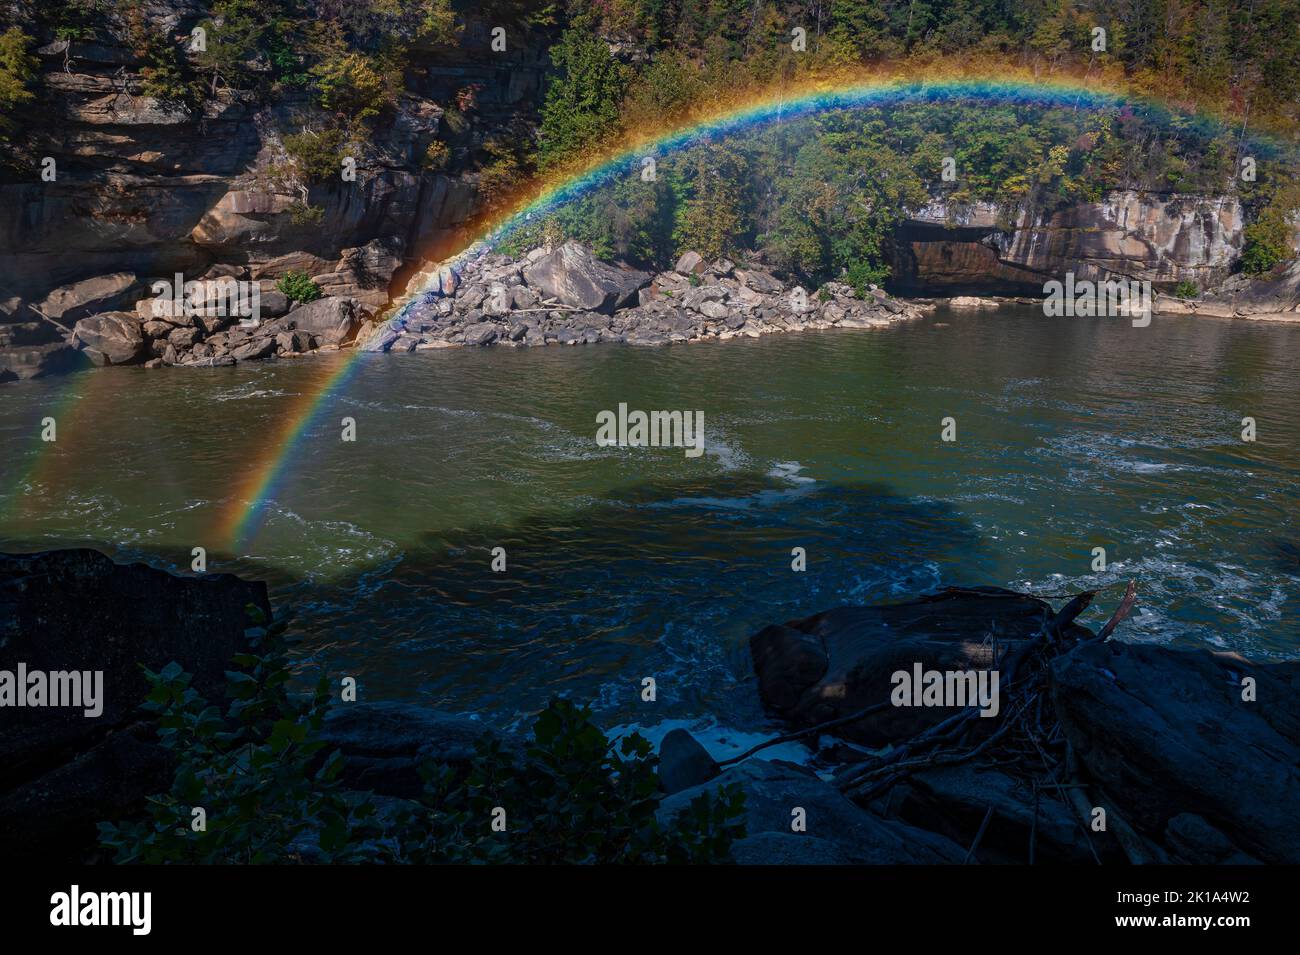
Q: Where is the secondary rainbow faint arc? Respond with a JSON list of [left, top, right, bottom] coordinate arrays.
[[214, 72, 1269, 552]]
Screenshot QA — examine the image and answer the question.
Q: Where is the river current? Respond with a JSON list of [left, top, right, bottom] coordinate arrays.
[[3, 306, 1296, 745]]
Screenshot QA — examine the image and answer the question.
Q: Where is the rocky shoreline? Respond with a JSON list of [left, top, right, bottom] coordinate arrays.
[[8, 236, 1300, 382], [366, 242, 932, 353], [3, 549, 1294, 865]]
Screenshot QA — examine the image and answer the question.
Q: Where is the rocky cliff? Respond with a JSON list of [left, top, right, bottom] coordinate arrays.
[[2, 1, 1296, 382], [891, 192, 1245, 294], [0, 0, 551, 376]]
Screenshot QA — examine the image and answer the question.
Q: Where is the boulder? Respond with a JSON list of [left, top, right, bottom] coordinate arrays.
[[698, 299, 730, 320], [735, 268, 783, 294], [657, 729, 720, 794], [318, 702, 501, 798], [0, 342, 88, 381], [659, 759, 965, 864], [674, 251, 705, 274], [257, 289, 291, 318], [481, 283, 513, 317], [1050, 640, 1300, 864], [71, 311, 145, 365], [0, 549, 269, 776], [462, 322, 498, 346], [0, 728, 173, 864], [893, 764, 1119, 864], [230, 337, 276, 362], [37, 272, 140, 325], [523, 242, 650, 314], [749, 588, 1061, 746], [275, 329, 312, 354], [283, 296, 359, 346], [166, 325, 201, 348]]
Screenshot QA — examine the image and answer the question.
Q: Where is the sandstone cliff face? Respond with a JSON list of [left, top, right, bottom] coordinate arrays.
[[892, 192, 1245, 293], [0, 1, 550, 375]]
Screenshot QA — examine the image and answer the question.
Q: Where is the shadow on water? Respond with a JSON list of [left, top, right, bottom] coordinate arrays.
[[4, 472, 994, 733], [255, 474, 988, 730]]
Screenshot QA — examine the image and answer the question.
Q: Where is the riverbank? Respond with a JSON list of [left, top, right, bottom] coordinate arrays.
[[4, 548, 1295, 864], [10, 238, 1300, 383]]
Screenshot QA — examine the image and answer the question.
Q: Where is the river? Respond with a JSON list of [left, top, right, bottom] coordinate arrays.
[[2, 306, 1297, 743]]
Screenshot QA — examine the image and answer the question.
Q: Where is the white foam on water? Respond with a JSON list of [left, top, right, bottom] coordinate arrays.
[[606, 716, 814, 766]]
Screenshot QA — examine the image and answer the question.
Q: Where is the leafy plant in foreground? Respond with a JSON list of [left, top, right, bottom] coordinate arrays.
[[101, 611, 747, 864]]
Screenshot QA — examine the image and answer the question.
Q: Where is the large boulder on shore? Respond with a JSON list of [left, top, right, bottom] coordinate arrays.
[[282, 296, 360, 346], [71, 311, 146, 365], [749, 587, 1062, 746], [0, 341, 88, 381], [522, 242, 650, 314], [1050, 640, 1300, 864], [37, 272, 141, 325]]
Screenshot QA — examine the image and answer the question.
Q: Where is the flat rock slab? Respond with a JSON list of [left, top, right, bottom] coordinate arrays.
[[1051, 640, 1300, 864]]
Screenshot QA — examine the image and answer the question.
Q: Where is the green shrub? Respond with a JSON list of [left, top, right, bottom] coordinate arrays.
[[402, 699, 746, 864], [310, 51, 397, 123], [1241, 212, 1294, 276], [100, 608, 747, 864], [282, 128, 346, 183], [845, 260, 890, 298], [423, 139, 450, 171], [98, 607, 383, 863], [287, 201, 325, 226], [1172, 280, 1200, 299], [276, 270, 323, 303]]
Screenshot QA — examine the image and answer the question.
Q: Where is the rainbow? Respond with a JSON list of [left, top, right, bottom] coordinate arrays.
[[215, 71, 1276, 551]]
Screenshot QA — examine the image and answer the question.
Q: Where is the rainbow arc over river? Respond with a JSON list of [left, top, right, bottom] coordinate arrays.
[[214, 70, 1275, 551]]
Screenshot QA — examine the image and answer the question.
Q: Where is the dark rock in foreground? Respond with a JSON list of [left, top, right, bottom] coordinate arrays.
[[319, 702, 501, 799], [660, 759, 965, 865], [750, 587, 1077, 745], [747, 586, 1300, 864], [1052, 641, 1297, 865], [0, 549, 272, 862], [0, 549, 271, 773]]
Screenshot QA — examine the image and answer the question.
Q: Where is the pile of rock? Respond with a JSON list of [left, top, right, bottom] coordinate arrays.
[[367, 241, 928, 353], [732, 586, 1300, 865], [0, 238, 403, 379]]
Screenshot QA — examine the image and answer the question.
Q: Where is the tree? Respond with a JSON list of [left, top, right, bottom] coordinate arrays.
[[539, 25, 627, 171], [0, 26, 37, 139]]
